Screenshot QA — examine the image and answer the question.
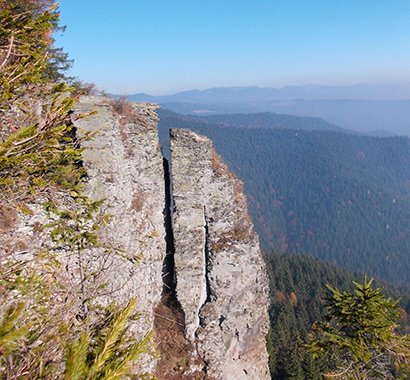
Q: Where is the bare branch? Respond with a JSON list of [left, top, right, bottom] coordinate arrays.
[[0, 35, 14, 70]]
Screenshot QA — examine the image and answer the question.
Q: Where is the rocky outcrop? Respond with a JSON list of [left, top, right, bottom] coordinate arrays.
[[0, 97, 167, 374], [0, 98, 270, 378], [171, 129, 270, 380], [73, 98, 166, 371]]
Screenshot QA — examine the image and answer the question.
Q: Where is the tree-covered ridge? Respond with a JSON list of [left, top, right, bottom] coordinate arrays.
[[158, 109, 410, 288], [265, 253, 410, 379], [187, 111, 345, 132]]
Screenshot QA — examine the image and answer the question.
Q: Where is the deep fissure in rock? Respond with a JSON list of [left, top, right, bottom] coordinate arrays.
[[203, 207, 212, 303], [198, 208, 212, 331], [162, 156, 176, 293], [154, 155, 206, 379]]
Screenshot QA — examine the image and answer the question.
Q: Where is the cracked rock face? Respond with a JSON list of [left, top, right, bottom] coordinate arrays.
[[1, 98, 271, 379], [74, 97, 165, 371], [171, 128, 270, 380], [0, 97, 166, 374]]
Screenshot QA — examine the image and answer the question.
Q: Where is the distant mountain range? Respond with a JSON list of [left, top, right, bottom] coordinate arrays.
[[122, 84, 410, 136], [127, 83, 410, 102]]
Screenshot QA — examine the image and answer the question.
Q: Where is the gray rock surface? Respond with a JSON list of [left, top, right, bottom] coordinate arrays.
[[171, 128, 270, 380], [73, 98, 166, 373], [0, 97, 166, 374], [0, 98, 271, 378]]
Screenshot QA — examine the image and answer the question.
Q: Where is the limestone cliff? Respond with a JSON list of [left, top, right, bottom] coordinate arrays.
[[73, 97, 166, 374], [0, 97, 167, 374], [171, 129, 270, 379], [0, 97, 270, 379]]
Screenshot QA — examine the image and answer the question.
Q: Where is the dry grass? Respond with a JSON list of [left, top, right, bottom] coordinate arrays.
[[110, 97, 151, 158], [210, 221, 251, 251], [211, 149, 247, 208], [211, 150, 233, 179], [118, 122, 129, 142], [154, 294, 205, 380], [209, 148, 255, 250], [109, 97, 149, 127]]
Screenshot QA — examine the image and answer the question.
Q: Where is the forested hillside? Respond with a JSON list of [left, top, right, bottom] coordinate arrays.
[[265, 253, 410, 379], [158, 109, 342, 132], [182, 111, 345, 132], [158, 109, 410, 288]]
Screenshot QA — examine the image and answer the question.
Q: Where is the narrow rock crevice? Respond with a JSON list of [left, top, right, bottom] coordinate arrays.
[[199, 206, 213, 329], [161, 156, 176, 294], [154, 155, 206, 379], [203, 207, 212, 303]]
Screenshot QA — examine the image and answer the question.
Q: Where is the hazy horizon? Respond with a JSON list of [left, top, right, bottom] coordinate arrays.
[[56, 1, 410, 94], [125, 82, 410, 99]]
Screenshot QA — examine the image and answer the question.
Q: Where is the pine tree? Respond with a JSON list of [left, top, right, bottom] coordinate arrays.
[[65, 299, 155, 380], [307, 277, 410, 379], [0, 0, 69, 100], [284, 340, 304, 380], [0, 0, 73, 140]]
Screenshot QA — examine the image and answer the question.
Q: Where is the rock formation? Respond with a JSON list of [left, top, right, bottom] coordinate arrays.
[[0, 97, 167, 374], [171, 129, 270, 379], [0, 97, 270, 378], [74, 98, 166, 372]]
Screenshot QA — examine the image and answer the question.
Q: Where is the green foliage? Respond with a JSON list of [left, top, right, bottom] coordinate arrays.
[[0, 241, 155, 379], [265, 253, 410, 379], [65, 299, 155, 380], [0, 302, 27, 356], [0, 92, 84, 201], [307, 277, 410, 379], [0, 2, 155, 378], [46, 198, 107, 249], [0, 255, 68, 378], [265, 253, 357, 379], [0, 0, 86, 199], [0, 0, 70, 105], [65, 332, 89, 380]]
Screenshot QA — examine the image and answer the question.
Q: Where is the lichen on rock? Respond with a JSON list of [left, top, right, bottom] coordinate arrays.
[[171, 128, 270, 380], [0, 97, 271, 379], [73, 97, 166, 373]]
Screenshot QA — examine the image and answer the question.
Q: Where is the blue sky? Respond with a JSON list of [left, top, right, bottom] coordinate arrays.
[[56, 0, 410, 95]]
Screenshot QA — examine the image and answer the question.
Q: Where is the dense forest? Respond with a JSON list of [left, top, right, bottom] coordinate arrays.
[[265, 253, 410, 379], [158, 109, 410, 288], [185, 111, 344, 131]]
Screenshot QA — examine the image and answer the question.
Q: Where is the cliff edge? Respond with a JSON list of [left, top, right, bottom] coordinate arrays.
[[0, 97, 270, 378], [171, 128, 270, 379]]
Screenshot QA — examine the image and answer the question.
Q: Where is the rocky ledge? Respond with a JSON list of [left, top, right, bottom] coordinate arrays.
[[74, 97, 166, 374], [0, 98, 270, 379], [171, 128, 270, 380]]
